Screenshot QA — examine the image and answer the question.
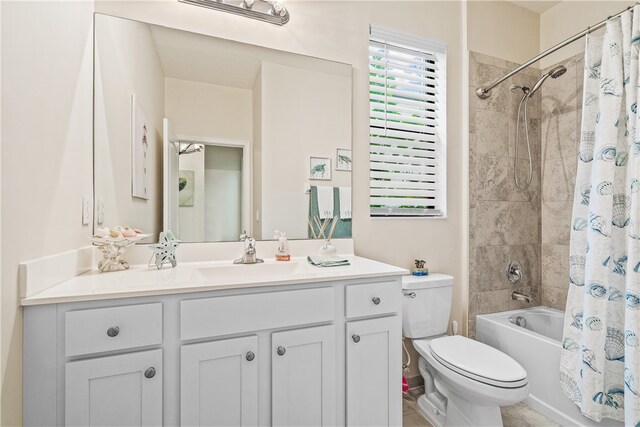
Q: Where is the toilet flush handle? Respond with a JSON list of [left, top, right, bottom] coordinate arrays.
[[404, 292, 416, 298]]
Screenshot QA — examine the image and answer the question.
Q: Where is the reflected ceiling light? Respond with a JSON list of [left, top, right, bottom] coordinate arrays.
[[179, 0, 290, 26]]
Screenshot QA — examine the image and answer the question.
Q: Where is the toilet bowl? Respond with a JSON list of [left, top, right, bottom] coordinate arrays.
[[402, 274, 529, 427]]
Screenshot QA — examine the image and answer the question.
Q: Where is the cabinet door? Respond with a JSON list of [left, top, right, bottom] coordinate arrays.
[[272, 325, 335, 426], [346, 316, 401, 427], [181, 336, 258, 426], [65, 349, 162, 427]]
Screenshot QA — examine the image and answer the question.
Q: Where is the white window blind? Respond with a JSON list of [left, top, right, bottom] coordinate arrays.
[[369, 25, 447, 217]]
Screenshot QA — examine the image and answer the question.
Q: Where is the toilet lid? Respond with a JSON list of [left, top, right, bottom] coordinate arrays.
[[429, 336, 528, 388]]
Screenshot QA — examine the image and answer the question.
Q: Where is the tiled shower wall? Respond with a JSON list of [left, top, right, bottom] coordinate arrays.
[[468, 51, 585, 335], [468, 52, 542, 337], [540, 52, 584, 310]]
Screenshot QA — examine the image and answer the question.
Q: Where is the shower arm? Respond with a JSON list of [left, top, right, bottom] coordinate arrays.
[[475, 2, 638, 99]]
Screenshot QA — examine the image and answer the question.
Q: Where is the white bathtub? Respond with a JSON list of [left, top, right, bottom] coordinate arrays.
[[476, 307, 623, 427]]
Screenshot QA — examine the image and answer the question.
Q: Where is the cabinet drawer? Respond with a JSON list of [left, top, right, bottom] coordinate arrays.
[[65, 303, 162, 357], [345, 281, 401, 319], [181, 287, 334, 341]]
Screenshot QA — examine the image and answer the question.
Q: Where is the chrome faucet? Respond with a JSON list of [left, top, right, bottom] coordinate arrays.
[[234, 232, 264, 264], [511, 290, 532, 304]]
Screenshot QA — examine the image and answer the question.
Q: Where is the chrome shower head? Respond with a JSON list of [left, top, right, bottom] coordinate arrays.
[[528, 65, 567, 96], [549, 65, 567, 79]]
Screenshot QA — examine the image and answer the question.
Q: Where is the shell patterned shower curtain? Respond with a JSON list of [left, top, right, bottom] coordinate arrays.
[[561, 7, 640, 425]]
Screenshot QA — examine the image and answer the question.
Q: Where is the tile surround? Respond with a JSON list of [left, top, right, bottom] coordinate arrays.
[[540, 53, 582, 312], [469, 51, 542, 335], [469, 51, 583, 334]]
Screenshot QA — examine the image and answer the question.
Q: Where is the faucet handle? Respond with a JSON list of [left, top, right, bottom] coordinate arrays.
[[239, 230, 248, 241]]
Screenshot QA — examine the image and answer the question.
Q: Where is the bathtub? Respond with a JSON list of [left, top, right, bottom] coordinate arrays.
[[476, 307, 623, 427]]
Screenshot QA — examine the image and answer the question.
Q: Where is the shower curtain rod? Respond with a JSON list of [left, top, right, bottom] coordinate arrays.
[[475, 2, 639, 99]]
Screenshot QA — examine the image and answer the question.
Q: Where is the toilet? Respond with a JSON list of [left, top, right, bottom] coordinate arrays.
[[402, 274, 529, 427]]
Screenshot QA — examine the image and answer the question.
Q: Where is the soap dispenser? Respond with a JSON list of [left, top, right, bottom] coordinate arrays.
[[274, 230, 290, 261]]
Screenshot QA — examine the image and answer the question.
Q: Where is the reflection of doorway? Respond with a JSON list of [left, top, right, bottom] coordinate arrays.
[[204, 145, 243, 241], [177, 136, 250, 242]]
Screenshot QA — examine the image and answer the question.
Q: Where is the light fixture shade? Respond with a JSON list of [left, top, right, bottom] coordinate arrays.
[[179, 0, 290, 25]]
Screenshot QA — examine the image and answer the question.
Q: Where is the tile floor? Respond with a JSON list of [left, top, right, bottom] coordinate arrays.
[[403, 387, 561, 427]]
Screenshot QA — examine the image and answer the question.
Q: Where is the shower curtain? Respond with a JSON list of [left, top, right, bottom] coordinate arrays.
[[561, 8, 640, 425]]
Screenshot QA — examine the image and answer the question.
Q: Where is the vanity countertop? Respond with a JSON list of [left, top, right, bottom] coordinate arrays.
[[21, 256, 408, 306]]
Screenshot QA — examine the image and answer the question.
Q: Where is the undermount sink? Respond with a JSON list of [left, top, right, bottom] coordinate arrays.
[[196, 261, 304, 281]]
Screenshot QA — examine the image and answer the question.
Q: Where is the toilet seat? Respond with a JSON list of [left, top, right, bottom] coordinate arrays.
[[413, 336, 528, 389]]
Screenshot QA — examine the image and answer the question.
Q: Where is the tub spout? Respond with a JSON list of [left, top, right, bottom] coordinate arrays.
[[511, 290, 532, 304]]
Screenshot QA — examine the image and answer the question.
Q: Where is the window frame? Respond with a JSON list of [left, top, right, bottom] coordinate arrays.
[[368, 25, 447, 219]]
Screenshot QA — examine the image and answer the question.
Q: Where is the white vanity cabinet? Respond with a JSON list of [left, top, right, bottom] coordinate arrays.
[[345, 282, 402, 427], [181, 336, 258, 426], [271, 325, 335, 426], [65, 349, 163, 427], [346, 317, 401, 426], [23, 276, 403, 427]]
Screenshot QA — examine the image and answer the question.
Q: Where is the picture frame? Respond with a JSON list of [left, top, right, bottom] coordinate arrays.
[[131, 94, 151, 200], [336, 148, 352, 171], [309, 157, 331, 180]]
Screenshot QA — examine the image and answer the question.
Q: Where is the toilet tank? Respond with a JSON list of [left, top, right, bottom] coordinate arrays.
[[402, 274, 454, 338]]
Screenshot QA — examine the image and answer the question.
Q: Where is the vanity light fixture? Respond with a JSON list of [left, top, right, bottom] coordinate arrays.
[[179, 0, 290, 26]]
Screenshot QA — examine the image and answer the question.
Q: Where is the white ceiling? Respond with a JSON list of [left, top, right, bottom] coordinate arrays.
[[507, 1, 562, 14]]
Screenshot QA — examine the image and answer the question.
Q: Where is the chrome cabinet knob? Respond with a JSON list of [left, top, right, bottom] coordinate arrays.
[[372, 297, 381, 305], [144, 367, 156, 379], [106, 326, 119, 337], [352, 334, 361, 343], [246, 351, 255, 361], [276, 346, 286, 356]]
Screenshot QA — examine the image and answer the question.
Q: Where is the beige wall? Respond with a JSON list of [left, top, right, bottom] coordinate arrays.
[[164, 78, 253, 141], [94, 14, 165, 238], [540, 0, 635, 68], [252, 69, 264, 240], [165, 78, 252, 241], [468, 0, 540, 66], [1, 2, 95, 425], [259, 61, 351, 238]]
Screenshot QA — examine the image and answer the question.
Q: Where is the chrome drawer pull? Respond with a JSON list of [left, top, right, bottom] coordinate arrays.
[[372, 297, 381, 305], [246, 351, 255, 361], [106, 326, 120, 337], [144, 367, 156, 379]]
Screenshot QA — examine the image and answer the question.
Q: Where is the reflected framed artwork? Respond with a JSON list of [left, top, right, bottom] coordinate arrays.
[[310, 157, 331, 180], [131, 94, 150, 200], [178, 170, 194, 206], [336, 148, 352, 171]]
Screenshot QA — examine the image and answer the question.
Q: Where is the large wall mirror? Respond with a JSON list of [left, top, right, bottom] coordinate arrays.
[[94, 13, 353, 243]]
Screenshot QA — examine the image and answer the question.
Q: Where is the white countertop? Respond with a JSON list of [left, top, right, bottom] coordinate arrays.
[[21, 256, 408, 306]]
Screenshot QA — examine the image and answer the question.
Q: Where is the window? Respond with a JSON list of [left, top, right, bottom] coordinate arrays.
[[369, 25, 446, 217]]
